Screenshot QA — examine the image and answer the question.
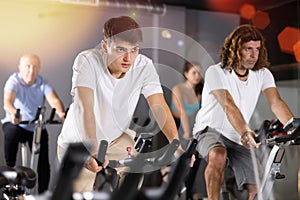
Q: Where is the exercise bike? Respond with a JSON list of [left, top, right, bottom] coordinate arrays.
[[0, 165, 36, 200], [72, 138, 197, 200], [93, 132, 178, 194], [220, 118, 300, 200], [256, 118, 300, 200], [0, 106, 64, 198], [16, 106, 63, 170], [23, 137, 184, 200], [92, 114, 167, 194], [110, 139, 197, 200]]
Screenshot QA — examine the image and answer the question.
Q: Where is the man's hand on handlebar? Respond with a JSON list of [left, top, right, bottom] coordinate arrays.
[[57, 111, 66, 124], [11, 109, 22, 124], [241, 130, 260, 149], [85, 155, 109, 173], [284, 118, 300, 133], [175, 144, 195, 167]]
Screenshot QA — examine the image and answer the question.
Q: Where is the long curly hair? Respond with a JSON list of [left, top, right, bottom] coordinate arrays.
[[220, 24, 270, 72]]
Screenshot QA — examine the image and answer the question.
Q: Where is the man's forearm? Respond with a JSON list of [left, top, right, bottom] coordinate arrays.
[[147, 93, 179, 142], [271, 100, 293, 125], [156, 104, 178, 142], [226, 103, 251, 135]]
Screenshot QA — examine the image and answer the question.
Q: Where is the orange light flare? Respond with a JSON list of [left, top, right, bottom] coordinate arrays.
[[239, 3, 256, 20], [293, 40, 300, 63], [0, 1, 104, 69], [252, 11, 270, 30], [277, 26, 300, 55], [209, 0, 242, 12]]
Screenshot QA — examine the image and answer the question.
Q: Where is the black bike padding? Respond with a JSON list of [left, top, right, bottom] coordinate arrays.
[[51, 142, 91, 200], [14, 166, 36, 189], [97, 140, 108, 165]]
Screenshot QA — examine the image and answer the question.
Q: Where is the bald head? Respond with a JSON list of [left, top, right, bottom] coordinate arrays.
[[19, 54, 40, 64], [18, 54, 41, 86]]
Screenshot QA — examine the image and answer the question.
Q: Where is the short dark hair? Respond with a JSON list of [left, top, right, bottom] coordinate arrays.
[[220, 24, 270, 72], [103, 16, 143, 44]]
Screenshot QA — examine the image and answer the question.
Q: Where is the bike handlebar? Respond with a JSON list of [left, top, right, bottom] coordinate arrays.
[[15, 108, 21, 119], [256, 118, 300, 145], [16, 107, 63, 125], [109, 139, 180, 169], [16, 107, 41, 124], [96, 140, 108, 166], [128, 139, 198, 200]]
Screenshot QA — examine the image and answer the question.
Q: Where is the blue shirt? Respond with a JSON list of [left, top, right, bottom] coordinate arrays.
[[170, 100, 201, 116], [1, 72, 54, 132]]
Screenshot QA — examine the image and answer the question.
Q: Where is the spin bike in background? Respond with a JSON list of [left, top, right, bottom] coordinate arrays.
[[0, 106, 66, 200], [15, 106, 64, 194], [223, 118, 300, 200], [23, 142, 93, 200], [256, 118, 300, 200], [15, 106, 43, 170], [0, 165, 36, 199], [16, 106, 62, 172], [0, 141, 91, 200]]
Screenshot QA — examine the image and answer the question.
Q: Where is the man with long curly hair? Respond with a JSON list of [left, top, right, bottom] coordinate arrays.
[[193, 24, 294, 200]]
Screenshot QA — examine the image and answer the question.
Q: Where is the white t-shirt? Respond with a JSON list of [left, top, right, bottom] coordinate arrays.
[[192, 63, 276, 144], [57, 49, 163, 150]]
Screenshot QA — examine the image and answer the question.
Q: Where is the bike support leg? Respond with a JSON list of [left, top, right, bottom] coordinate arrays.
[[30, 110, 44, 194], [21, 143, 28, 167], [259, 145, 285, 200]]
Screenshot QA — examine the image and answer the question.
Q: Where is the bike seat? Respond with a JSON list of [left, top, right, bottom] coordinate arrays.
[[0, 166, 36, 189], [14, 166, 36, 189], [0, 166, 17, 187]]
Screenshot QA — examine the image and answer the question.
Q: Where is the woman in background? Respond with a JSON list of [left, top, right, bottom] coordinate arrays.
[[170, 61, 205, 199], [171, 61, 203, 148]]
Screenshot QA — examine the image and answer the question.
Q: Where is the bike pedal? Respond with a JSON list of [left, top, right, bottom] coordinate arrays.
[[275, 173, 285, 179]]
